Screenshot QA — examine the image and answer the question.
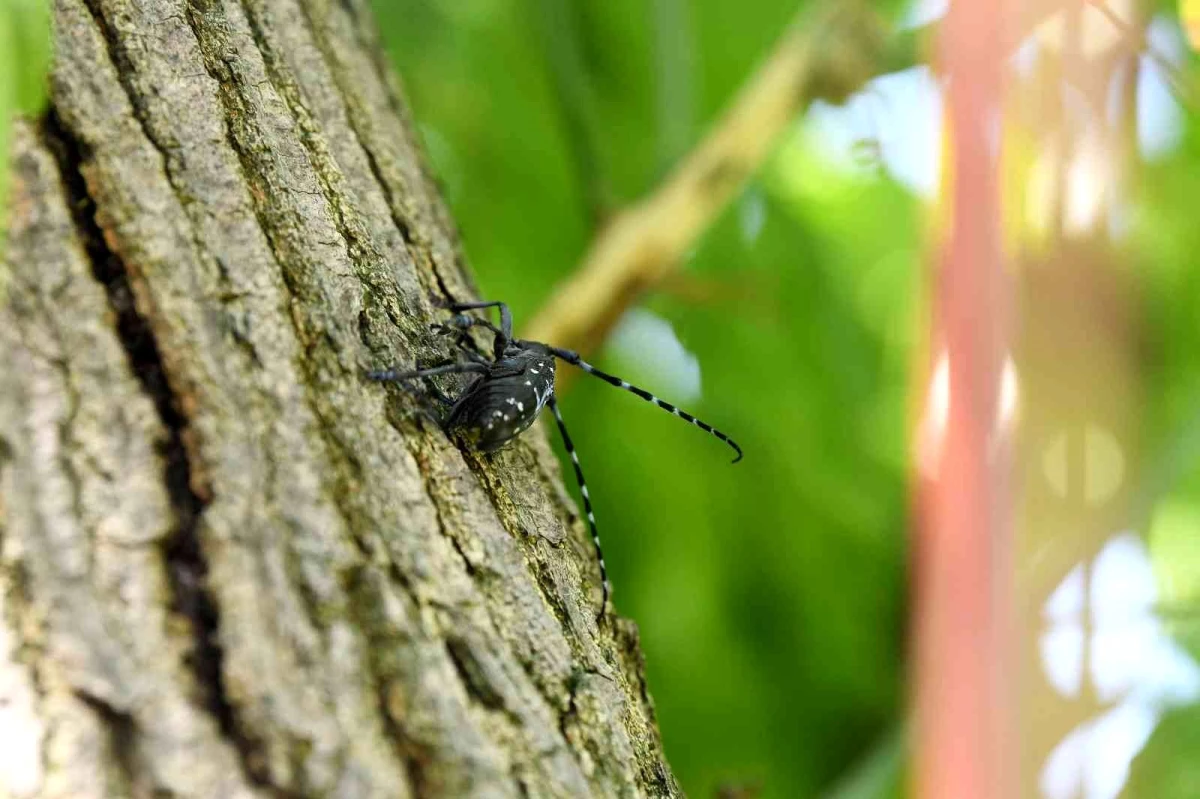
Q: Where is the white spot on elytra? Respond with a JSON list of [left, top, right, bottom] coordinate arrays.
[[525, 380, 532, 386], [517, 402, 524, 412]]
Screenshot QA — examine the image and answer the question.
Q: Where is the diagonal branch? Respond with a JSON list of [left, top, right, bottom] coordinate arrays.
[[523, 0, 1141, 360], [523, 1, 924, 354]]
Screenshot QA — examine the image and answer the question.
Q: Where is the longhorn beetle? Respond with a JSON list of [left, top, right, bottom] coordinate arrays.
[[367, 300, 742, 623]]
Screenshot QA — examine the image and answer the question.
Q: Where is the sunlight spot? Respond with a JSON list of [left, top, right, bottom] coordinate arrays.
[[1011, 35, 1040, 78], [1035, 0, 1137, 58], [806, 66, 943, 199], [916, 351, 950, 479], [1137, 17, 1187, 160], [1026, 143, 1060, 240], [901, 0, 947, 30], [739, 186, 767, 246], [1185, 0, 1200, 50], [1040, 563, 1085, 697], [1065, 131, 1112, 235], [1039, 533, 1200, 799], [990, 355, 1020, 457], [1041, 701, 1158, 799], [609, 309, 702, 404], [1041, 425, 1125, 505], [1042, 433, 1069, 499], [0, 590, 44, 796]]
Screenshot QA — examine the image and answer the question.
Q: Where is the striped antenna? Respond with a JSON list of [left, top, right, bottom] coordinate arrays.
[[547, 396, 610, 624], [542, 345, 744, 463]]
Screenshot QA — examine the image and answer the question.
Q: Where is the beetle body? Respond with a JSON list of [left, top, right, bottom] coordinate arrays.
[[445, 346, 556, 451]]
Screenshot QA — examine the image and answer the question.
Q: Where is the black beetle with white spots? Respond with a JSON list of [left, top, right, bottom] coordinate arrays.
[[368, 300, 742, 624]]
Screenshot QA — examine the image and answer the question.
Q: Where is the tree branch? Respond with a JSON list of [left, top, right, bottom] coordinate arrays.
[[522, 1, 919, 353]]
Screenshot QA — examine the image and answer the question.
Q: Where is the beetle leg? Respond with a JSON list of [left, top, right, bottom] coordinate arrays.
[[366, 362, 488, 383]]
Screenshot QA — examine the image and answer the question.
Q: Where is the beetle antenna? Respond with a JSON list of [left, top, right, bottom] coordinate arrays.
[[547, 396, 610, 624], [540, 345, 743, 463]]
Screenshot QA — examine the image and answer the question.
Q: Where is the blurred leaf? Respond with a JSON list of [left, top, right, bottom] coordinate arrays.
[[822, 726, 906, 799], [1, 0, 52, 254], [1150, 500, 1200, 609], [1126, 48, 1200, 799], [1127, 705, 1200, 798], [3, 0, 52, 115], [1181, 0, 1200, 51]]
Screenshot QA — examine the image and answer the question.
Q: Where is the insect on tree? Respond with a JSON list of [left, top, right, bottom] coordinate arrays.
[[368, 300, 742, 623]]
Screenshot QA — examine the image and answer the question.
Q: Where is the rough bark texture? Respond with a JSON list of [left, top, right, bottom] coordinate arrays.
[[0, 1, 678, 796]]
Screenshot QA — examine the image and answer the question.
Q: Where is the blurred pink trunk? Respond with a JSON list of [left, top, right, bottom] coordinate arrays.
[[914, 1, 1013, 797]]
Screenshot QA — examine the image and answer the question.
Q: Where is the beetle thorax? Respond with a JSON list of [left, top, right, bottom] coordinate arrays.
[[446, 347, 556, 452]]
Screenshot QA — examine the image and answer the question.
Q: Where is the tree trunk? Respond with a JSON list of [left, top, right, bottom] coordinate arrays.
[[0, 1, 678, 796]]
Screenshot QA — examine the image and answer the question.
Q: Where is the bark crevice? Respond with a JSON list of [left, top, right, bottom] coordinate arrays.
[[37, 109, 272, 792], [75, 690, 138, 791]]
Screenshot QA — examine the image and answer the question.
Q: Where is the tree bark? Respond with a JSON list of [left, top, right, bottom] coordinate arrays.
[[0, 1, 678, 796]]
